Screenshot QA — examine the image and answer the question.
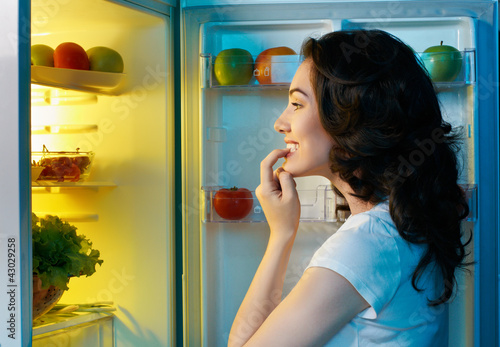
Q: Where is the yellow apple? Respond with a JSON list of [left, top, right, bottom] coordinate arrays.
[[31, 44, 55, 67], [86, 46, 124, 73]]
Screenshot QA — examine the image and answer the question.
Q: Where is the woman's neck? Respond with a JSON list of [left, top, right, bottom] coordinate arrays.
[[330, 174, 375, 215]]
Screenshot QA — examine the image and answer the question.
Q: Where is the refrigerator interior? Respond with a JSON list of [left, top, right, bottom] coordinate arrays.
[[180, 2, 492, 346], [30, 0, 175, 345]]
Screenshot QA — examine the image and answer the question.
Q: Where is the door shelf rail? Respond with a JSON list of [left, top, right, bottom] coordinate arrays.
[[462, 183, 477, 222], [201, 185, 349, 223]]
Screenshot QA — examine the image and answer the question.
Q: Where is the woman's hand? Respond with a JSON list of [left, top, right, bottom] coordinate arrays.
[[255, 149, 300, 240]]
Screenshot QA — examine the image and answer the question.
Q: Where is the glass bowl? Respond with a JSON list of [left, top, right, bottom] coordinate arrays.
[[32, 275, 65, 320], [32, 148, 95, 182]]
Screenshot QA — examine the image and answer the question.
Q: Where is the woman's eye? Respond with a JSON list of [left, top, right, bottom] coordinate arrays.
[[291, 102, 302, 110]]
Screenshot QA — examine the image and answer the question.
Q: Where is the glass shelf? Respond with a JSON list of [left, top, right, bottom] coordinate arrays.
[[202, 185, 348, 223], [200, 49, 475, 90], [32, 181, 117, 193], [31, 212, 99, 222], [31, 66, 124, 96], [31, 86, 99, 106], [33, 311, 113, 346], [32, 124, 99, 135]]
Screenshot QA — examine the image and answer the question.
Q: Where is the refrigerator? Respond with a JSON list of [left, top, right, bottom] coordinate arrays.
[[0, 0, 498, 346]]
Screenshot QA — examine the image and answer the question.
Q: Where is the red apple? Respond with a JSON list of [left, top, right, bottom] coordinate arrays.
[[254, 46, 297, 84], [54, 42, 90, 70]]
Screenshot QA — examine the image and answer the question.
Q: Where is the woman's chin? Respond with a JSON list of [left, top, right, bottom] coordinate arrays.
[[281, 163, 303, 178]]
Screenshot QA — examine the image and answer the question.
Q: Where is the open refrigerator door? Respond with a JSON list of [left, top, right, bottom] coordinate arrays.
[[180, 1, 499, 346], [2, 0, 177, 346]]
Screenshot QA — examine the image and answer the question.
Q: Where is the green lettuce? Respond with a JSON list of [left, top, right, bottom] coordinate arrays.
[[32, 213, 103, 290]]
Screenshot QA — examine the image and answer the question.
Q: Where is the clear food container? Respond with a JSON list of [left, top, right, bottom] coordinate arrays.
[[32, 147, 95, 182], [31, 166, 45, 182]]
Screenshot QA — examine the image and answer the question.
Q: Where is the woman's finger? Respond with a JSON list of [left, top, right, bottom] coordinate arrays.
[[277, 170, 297, 199], [260, 149, 290, 188]]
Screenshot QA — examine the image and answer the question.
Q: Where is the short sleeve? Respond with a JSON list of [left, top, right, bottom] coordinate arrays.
[[306, 213, 401, 319]]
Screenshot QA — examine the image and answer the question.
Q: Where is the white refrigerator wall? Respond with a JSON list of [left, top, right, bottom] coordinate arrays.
[[30, 0, 175, 346], [181, 2, 498, 347], [0, 0, 32, 345]]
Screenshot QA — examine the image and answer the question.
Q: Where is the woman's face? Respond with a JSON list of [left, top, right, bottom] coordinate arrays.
[[274, 59, 336, 179]]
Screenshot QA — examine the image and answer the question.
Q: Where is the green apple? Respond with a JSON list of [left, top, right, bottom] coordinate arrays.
[[214, 48, 254, 86], [421, 42, 462, 82], [31, 44, 55, 67], [86, 46, 124, 73]]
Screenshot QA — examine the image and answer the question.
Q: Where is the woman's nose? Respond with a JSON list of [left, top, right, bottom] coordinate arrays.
[[274, 110, 290, 133]]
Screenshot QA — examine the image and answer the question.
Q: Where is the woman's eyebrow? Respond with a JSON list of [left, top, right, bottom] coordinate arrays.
[[289, 87, 309, 99]]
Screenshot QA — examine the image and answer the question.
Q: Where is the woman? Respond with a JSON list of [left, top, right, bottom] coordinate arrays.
[[228, 29, 470, 346]]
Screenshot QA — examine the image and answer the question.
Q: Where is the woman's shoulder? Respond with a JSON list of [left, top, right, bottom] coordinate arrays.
[[313, 201, 401, 263], [331, 201, 427, 276], [339, 201, 398, 238]]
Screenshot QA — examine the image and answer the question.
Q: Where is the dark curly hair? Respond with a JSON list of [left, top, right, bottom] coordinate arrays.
[[302, 29, 471, 306]]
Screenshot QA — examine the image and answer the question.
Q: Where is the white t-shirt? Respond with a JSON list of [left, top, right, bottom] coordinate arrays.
[[306, 202, 448, 346]]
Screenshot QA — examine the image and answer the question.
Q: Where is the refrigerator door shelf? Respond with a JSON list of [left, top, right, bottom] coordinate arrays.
[[200, 53, 302, 89], [202, 184, 477, 222], [202, 185, 348, 223], [200, 49, 475, 89], [418, 49, 476, 88], [31, 66, 125, 96]]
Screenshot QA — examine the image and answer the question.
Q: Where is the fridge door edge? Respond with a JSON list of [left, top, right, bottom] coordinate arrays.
[[0, 0, 32, 346]]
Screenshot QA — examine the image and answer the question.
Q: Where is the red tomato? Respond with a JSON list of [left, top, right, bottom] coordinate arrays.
[[54, 42, 90, 70], [213, 187, 253, 220], [254, 46, 296, 84]]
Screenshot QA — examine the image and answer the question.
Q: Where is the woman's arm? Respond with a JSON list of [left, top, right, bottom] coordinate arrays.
[[228, 149, 369, 346], [229, 251, 369, 346], [228, 149, 300, 346], [243, 267, 369, 346]]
